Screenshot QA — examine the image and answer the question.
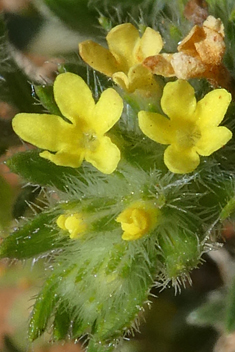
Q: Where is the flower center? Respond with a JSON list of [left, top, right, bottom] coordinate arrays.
[[174, 121, 201, 149], [82, 130, 99, 151]]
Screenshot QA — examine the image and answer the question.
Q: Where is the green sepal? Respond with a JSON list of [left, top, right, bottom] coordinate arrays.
[[6, 150, 78, 191], [0, 211, 66, 259], [53, 303, 88, 341], [34, 85, 62, 117], [28, 275, 60, 341], [52, 303, 72, 341], [159, 228, 202, 282], [87, 339, 115, 352]]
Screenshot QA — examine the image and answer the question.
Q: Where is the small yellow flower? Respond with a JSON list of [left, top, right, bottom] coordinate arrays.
[[116, 201, 160, 241], [12, 72, 123, 174], [79, 23, 163, 93], [56, 213, 87, 239], [138, 80, 232, 174]]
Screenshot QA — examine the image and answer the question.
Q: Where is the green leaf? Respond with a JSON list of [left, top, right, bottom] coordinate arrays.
[[7, 150, 78, 191], [0, 211, 66, 259]]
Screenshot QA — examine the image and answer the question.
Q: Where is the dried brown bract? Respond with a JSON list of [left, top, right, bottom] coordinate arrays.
[[143, 16, 232, 90], [178, 16, 225, 66]]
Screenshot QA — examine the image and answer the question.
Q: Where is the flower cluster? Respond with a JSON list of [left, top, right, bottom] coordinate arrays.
[[12, 18, 233, 242]]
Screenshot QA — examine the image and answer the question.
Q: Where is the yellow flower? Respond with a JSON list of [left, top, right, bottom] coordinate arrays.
[[116, 201, 160, 241], [79, 23, 163, 93], [12, 72, 123, 174], [57, 213, 87, 239], [138, 80, 232, 174]]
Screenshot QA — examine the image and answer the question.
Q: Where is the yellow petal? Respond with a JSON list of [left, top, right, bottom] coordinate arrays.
[[164, 144, 200, 173], [116, 201, 160, 241], [40, 149, 85, 168], [112, 72, 129, 91], [161, 80, 196, 121], [138, 111, 173, 144], [65, 213, 87, 239], [85, 136, 120, 174], [12, 113, 72, 151], [107, 23, 140, 71], [56, 214, 67, 230], [54, 72, 95, 125], [79, 40, 119, 76], [135, 27, 163, 62], [195, 89, 231, 128], [196, 126, 232, 156], [94, 88, 123, 134], [127, 64, 159, 92], [117, 208, 148, 240]]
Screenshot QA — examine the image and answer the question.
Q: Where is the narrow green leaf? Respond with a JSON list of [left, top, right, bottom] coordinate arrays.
[[0, 211, 66, 259], [7, 150, 78, 191]]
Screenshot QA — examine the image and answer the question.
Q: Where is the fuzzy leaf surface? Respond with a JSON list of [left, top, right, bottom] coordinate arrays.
[[0, 211, 66, 259], [7, 150, 78, 191]]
